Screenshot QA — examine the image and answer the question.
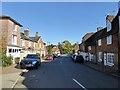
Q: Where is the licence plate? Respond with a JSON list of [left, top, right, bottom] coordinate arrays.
[[26, 64, 31, 67]]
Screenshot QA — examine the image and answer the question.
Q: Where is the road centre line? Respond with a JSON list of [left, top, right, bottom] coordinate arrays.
[[73, 78, 87, 90]]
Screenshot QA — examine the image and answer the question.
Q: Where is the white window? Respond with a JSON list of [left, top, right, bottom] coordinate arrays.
[[13, 23, 17, 31], [107, 35, 112, 45], [98, 39, 102, 46], [107, 21, 111, 32], [12, 35, 17, 45], [39, 44, 41, 48], [22, 40, 25, 46], [29, 41, 31, 47], [34, 43, 35, 47], [88, 46, 91, 50], [107, 53, 114, 66], [98, 52, 103, 62]]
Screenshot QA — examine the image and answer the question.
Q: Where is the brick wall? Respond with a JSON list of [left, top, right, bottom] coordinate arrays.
[[96, 33, 118, 69]]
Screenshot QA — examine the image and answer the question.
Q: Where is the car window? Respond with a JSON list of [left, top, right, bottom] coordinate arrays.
[[26, 54, 39, 59]]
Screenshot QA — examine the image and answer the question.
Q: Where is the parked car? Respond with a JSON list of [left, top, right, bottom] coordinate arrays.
[[73, 55, 84, 63], [45, 54, 53, 60], [53, 54, 58, 58], [71, 53, 78, 60], [20, 54, 41, 69], [57, 53, 61, 57]]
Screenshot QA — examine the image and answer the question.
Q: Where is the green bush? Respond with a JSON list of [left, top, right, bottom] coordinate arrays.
[[36, 53, 40, 57], [1, 54, 13, 67], [42, 54, 44, 59]]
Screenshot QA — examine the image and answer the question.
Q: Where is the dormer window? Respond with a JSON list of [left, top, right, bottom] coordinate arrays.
[[107, 20, 111, 32]]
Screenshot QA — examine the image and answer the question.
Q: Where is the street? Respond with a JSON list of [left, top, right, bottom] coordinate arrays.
[[14, 56, 120, 89]]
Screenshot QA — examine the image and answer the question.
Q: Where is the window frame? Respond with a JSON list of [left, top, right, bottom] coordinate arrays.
[[107, 20, 111, 32], [98, 39, 102, 46], [107, 53, 114, 66], [107, 35, 112, 45]]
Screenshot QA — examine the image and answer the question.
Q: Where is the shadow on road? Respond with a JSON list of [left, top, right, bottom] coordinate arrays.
[[14, 57, 63, 89]]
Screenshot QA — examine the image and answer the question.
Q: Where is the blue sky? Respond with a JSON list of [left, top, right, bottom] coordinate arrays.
[[2, 2, 119, 45]]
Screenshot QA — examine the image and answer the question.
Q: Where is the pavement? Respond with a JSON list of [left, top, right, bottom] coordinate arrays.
[[84, 61, 120, 78], [0, 64, 24, 89]]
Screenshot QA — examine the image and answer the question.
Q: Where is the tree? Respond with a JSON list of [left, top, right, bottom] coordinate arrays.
[[47, 45, 53, 54], [58, 42, 64, 54], [58, 40, 72, 54]]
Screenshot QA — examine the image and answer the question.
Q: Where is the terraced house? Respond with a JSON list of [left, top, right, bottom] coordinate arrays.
[[80, 9, 119, 70], [0, 15, 47, 63]]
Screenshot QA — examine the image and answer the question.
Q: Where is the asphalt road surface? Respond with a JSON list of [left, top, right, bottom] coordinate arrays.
[[14, 56, 120, 89]]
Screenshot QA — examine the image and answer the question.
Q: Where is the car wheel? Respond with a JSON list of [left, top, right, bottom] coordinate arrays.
[[20, 65, 23, 69], [34, 65, 39, 69]]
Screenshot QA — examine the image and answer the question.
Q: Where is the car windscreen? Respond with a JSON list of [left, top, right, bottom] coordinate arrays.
[[47, 54, 53, 56], [26, 54, 39, 59]]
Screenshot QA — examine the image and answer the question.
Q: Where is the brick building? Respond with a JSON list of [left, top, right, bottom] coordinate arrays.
[[82, 11, 119, 70], [96, 14, 119, 69], [0, 15, 23, 61], [0, 15, 47, 62]]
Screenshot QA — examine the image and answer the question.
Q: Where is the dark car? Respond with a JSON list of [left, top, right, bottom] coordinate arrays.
[[20, 54, 41, 69], [45, 54, 53, 60], [73, 55, 84, 63], [53, 54, 58, 58]]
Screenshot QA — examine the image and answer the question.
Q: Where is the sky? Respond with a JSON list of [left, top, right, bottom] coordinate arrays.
[[2, 2, 119, 45]]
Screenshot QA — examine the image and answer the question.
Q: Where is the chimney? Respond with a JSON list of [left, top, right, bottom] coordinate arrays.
[[106, 15, 115, 25], [24, 28, 29, 37], [97, 27, 102, 31], [36, 32, 38, 37]]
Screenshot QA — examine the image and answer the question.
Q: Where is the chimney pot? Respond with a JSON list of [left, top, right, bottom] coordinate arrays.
[[36, 32, 38, 37], [97, 27, 102, 31], [24, 28, 29, 37]]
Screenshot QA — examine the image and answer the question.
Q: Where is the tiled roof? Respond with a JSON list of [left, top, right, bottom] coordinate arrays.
[[29, 36, 41, 42], [84, 8, 120, 46], [20, 32, 33, 41], [0, 15, 23, 27], [107, 9, 120, 35], [85, 28, 107, 45]]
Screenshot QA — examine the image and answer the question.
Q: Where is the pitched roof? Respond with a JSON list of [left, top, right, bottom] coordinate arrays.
[[84, 9, 120, 46], [85, 28, 107, 46], [107, 9, 120, 35], [29, 36, 41, 42], [20, 32, 33, 41], [0, 15, 23, 27]]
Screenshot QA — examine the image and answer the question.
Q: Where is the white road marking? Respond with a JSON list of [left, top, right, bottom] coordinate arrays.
[[73, 78, 87, 90]]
